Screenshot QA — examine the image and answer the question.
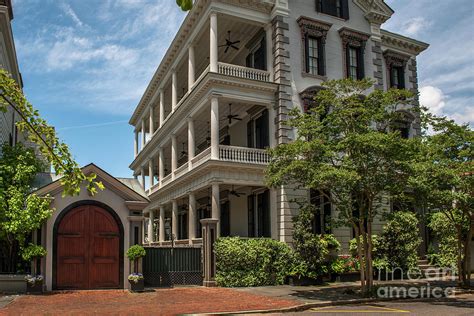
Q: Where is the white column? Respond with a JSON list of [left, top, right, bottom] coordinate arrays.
[[148, 210, 155, 243], [159, 206, 165, 242], [141, 120, 146, 146], [188, 192, 196, 242], [134, 130, 139, 157], [172, 200, 178, 240], [265, 24, 274, 81], [148, 159, 154, 188], [158, 147, 164, 187], [210, 97, 219, 159], [172, 70, 177, 111], [159, 90, 165, 128], [140, 167, 145, 190], [171, 135, 177, 177], [149, 105, 154, 135], [210, 13, 218, 73], [188, 118, 195, 168], [188, 44, 195, 91], [211, 183, 221, 237]]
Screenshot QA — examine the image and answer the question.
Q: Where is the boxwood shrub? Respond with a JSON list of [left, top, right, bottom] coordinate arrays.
[[215, 237, 293, 287]]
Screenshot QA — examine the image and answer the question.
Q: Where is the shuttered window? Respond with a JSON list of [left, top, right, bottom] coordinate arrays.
[[316, 0, 349, 19], [346, 46, 365, 80], [390, 66, 405, 89]]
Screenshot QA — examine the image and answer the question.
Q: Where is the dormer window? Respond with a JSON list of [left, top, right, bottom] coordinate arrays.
[[316, 0, 349, 20]]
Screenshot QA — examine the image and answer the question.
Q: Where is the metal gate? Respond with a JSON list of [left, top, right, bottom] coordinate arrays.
[[143, 247, 202, 287]]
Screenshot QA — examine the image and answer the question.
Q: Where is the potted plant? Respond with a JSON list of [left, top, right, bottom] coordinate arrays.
[[126, 245, 146, 292], [22, 243, 46, 294]]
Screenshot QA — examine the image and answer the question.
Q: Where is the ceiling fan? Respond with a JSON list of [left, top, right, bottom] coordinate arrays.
[[229, 185, 246, 198], [219, 31, 240, 53], [223, 103, 242, 124]]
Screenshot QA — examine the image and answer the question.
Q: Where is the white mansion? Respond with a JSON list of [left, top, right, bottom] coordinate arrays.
[[130, 0, 428, 250]]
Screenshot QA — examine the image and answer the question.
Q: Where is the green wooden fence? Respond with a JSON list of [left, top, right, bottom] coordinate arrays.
[[143, 247, 202, 287]]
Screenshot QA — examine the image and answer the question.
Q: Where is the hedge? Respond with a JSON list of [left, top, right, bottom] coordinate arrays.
[[215, 237, 293, 287]]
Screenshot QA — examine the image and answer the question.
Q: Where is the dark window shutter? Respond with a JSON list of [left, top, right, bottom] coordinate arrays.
[[304, 34, 310, 73], [399, 67, 406, 89], [248, 195, 255, 237], [357, 46, 365, 79], [345, 45, 351, 78], [316, 0, 322, 12], [246, 53, 252, 68], [247, 120, 254, 148], [221, 201, 230, 237], [341, 0, 350, 19], [326, 0, 338, 16], [262, 190, 271, 237], [317, 38, 325, 76], [261, 109, 269, 148], [260, 37, 267, 71]]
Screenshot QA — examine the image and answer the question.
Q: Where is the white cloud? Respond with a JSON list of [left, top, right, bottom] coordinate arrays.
[[402, 17, 431, 36], [420, 86, 473, 126], [59, 3, 85, 28]]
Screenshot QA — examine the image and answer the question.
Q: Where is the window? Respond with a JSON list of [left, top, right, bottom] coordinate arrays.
[[246, 37, 266, 71], [220, 201, 230, 237], [316, 0, 349, 19], [339, 28, 369, 80], [310, 190, 332, 234], [305, 36, 323, 76], [346, 46, 365, 80], [390, 66, 405, 89], [298, 17, 331, 78], [248, 190, 271, 237], [247, 110, 269, 149]]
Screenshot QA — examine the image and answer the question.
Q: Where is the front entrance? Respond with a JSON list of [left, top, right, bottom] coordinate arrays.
[[55, 204, 122, 290]]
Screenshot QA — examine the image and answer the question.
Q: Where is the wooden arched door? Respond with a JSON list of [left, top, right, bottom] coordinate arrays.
[[56, 205, 121, 289]]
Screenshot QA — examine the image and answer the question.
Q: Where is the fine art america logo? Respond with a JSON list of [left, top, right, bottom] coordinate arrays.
[[376, 266, 457, 299]]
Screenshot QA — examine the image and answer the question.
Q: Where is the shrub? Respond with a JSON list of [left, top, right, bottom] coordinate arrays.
[[379, 211, 421, 271], [292, 204, 339, 278], [349, 234, 382, 259], [428, 212, 458, 268], [330, 255, 359, 274], [215, 237, 293, 287], [126, 245, 146, 261], [21, 243, 47, 262]]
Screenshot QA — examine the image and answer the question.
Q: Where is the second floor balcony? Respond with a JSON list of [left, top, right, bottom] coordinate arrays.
[[131, 5, 275, 157]]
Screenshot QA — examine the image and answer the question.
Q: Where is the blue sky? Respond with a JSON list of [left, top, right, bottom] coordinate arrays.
[[10, 0, 473, 177]]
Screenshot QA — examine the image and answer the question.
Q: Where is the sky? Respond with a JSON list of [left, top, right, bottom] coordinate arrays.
[[10, 0, 474, 177]]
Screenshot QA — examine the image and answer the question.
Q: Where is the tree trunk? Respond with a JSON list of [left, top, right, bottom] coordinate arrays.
[[462, 219, 472, 288], [355, 226, 366, 294], [366, 221, 374, 293]]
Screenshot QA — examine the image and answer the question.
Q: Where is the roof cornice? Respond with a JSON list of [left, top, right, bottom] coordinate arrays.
[[353, 0, 394, 24], [381, 29, 429, 56]]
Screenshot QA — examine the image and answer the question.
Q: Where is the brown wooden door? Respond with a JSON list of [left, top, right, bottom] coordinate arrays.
[[56, 205, 120, 290]]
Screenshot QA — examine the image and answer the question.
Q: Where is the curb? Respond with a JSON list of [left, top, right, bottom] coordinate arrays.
[[197, 288, 474, 315]]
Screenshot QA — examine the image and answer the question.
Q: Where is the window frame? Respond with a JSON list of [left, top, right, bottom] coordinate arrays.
[[316, 0, 350, 20], [339, 27, 369, 80]]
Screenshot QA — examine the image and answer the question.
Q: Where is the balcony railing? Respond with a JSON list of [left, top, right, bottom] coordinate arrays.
[[218, 62, 271, 82], [175, 162, 189, 178], [219, 145, 270, 165]]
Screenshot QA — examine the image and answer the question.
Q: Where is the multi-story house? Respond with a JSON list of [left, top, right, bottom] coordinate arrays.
[[129, 0, 428, 251], [0, 0, 22, 155]]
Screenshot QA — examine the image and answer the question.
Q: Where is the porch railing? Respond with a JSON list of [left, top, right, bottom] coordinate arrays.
[[219, 145, 270, 165], [175, 162, 189, 178], [218, 62, 271, 82]]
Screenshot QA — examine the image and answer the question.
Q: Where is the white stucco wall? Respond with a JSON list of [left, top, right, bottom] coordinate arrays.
[[43, 182, 133, 291]]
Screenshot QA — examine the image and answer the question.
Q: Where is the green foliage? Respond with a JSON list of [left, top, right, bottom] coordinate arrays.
[[0, 143, 54, 248], [126, 245, 146, 262], [292, 204, 338, 278], [266, 78, 418, 292], [428, 212, 461, 268], [215, 237, 293, 287], [349, 235, 382, 259], [176, 0, 193, 11], [379, 211, 421, 271], [0, 69, 103, 196], [21, 243, 47, 262], [330, 255, 359, 274]]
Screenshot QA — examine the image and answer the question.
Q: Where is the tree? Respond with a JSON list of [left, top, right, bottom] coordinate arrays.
[[0, 69, 103, 196], [176, 0, 193, 11], [266, 79, 417, 295], [410, 116, 473, 287], [0, 143, 53, 272]]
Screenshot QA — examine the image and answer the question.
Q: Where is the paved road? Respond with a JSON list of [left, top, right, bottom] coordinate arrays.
[[260, 294, 474, 316]]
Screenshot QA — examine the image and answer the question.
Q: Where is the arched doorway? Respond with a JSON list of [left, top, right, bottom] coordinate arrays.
[[53, 202, 124, 290]]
